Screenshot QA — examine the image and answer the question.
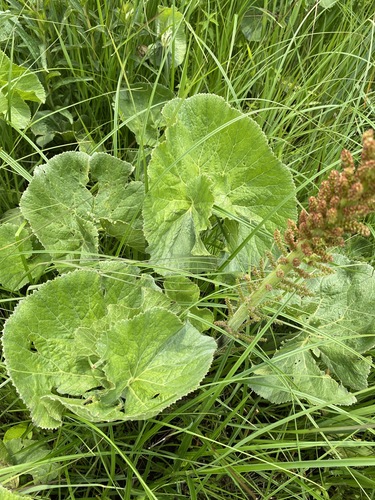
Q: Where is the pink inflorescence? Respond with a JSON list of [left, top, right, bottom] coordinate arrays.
[[285, 130, 375, 262]]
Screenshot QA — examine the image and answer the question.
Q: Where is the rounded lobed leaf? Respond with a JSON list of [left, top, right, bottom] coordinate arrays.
[[2, 263, 216, 428], [143, 94, 297, 274]]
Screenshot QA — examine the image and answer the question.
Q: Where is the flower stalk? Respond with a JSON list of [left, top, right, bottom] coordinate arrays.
[[227, 130, 375, 333]]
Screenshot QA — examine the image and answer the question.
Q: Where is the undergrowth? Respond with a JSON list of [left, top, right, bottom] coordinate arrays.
[[0, 1, 374, 499]]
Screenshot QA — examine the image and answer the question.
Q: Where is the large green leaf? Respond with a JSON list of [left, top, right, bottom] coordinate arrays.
[[90, 153, 145, 250], [249, 255, 375, 404], [2, 262, 216, 428], [0, 50, 45, 103], [248, 334, 356, 405], [143, 94, 297, 274], [20, 152, 145, 269]]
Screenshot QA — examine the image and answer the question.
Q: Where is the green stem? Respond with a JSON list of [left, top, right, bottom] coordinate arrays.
[[227, 248, 304, 332]]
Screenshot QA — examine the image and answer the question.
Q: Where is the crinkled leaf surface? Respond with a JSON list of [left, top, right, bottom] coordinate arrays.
[[306, 254, 375, 390], [116, 82, 174, 146], [143, 94, 296, 274], [20, 152, 145, 269], [249, 255, 375, 404], [96, 308, 215, 418], [90, 153, 145, 250], [2, 262, 216, 428], [19, 152, 97, 269]]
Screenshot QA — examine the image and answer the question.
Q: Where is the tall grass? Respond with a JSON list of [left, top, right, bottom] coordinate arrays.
[[0, 1, 375, 498]]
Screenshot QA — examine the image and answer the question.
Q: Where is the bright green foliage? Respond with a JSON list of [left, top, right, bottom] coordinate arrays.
[[249, 255, 375, 404], [143, 94, 297, 274], [19, 152, 98, 269], [116, 82, 174, 146], [0, 50, 45, 128], [19, 152, 144, 269], [89, 153, 145, 250], [2, 262, 216, 428]]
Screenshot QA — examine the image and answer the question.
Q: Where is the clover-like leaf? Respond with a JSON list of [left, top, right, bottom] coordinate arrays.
[[249, 255, 375, 404], [2, 262, 216, 428], [116, 82, 174, 146], [20, 152, 145, 270], [143, 94, 296, 274]]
